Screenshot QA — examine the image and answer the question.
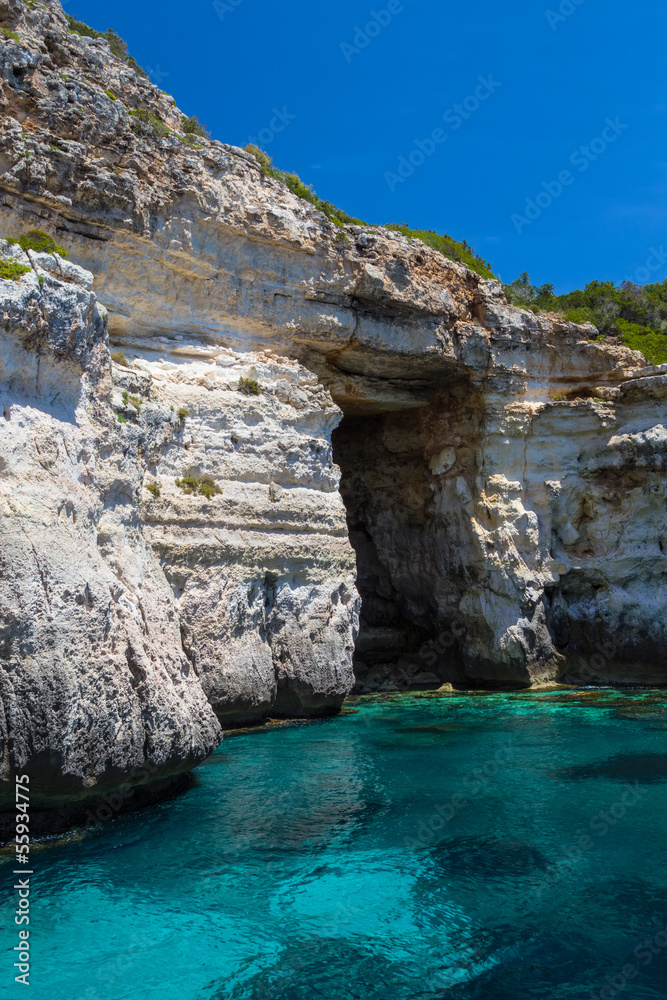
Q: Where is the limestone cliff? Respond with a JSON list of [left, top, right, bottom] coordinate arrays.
[[0, 0, 665, 824]]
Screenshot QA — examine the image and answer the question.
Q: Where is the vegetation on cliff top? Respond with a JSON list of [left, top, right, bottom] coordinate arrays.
[[65, 16, 147, 78], [244, 146, 495, 279], [504, 273, 667, 366], [384, 224, 496, 280], [245, 145, 366, 230], [55, 18, 667, 367]]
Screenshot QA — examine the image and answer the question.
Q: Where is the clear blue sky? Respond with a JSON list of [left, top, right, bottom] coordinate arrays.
[[66, 0, 666, 292]]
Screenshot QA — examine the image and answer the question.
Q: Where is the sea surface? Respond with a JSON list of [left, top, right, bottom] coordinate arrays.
[[3, 689, 667, 999]]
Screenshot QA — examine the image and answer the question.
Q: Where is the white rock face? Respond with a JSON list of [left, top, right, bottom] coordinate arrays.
[[0, 244, 359, 825], [130, 351, 359, 723], [0, 245, 222, 816]]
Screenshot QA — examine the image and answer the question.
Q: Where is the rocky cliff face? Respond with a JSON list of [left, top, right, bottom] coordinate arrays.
[[0, 0, 665, 824]]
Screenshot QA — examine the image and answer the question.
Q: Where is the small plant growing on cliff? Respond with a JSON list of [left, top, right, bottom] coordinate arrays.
[[129, 108, 170, 140], [122, 391, 142, 412], [238, 377, 262, 396], [553, 394, 568, 401], [111, 350, 129, 365], [117, 413, 127, 424], [65, 16, 148, 78], [104, 88, 117, 101], [177, 407, 189, 419], [244, 145, 365, 230], [0, 260, 31, 281], [7, 230, 68, 258], [2, 27, 21, 43], [175, 475, 222, 500], [182, 115, 209, 139], [145, 481, 161, 497]]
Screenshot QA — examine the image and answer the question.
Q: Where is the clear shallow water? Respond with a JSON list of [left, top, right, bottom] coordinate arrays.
[[4, 689, 667, 999]]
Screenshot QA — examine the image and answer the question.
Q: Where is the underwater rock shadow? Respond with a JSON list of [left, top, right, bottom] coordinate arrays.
[[552, 753, 667, 784], [427, 835, 551, 882]]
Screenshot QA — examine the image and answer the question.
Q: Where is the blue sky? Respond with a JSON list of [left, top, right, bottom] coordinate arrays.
[[67, 0, 665, 292]]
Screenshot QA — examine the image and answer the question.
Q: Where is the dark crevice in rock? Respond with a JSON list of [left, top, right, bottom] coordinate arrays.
[[332, 411, 447, 693]]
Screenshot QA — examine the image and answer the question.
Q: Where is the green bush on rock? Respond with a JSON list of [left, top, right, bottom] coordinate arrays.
[[65, 16, 148, 78], [175, 475, 222, 500], [244, 146, 365, 229], [503, 273, 667, 366], [7, 230, 67, 258], [384, 224, 496, 280], [243, 148, 495, 278], [0, 260, 31, 281], [129, 109, 169, 140], [182, 116, 209, 139], [238, 377, 262, 396]]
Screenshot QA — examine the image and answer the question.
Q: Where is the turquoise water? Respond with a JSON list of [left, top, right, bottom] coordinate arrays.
[[4, 690, 667, 999]]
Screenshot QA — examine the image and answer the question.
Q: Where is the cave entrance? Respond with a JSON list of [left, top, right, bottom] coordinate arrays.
[[331, 409, 463, 693]]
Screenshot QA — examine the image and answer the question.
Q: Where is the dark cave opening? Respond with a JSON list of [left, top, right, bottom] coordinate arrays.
[[332, 410, 457, 692]]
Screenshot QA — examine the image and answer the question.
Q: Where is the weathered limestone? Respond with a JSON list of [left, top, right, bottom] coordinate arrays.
[[0, 242, 222, 823]]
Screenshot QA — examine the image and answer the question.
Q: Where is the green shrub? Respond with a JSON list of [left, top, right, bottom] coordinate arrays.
[[2, 27, 21, 43], [177, 407, 189, 419], [104, 88, 117, 101], [182, 116, 209, 139], [117, 413, 127, 424], [175, 475, 222, 500], [65, 16, 148, 77], [244, 145, 365, 229], [111, 350, 129, 365], [384, 224, 496, 280], [7, 230, 67, 258], [0, 260, 31, 281], [238, 377, 262, 396], [38, 275, 45, 287], [122, 391, 142, 412], [129, 108, 169, 140], [145, 481, 161, 497], [503, 274, 667, 366], [243, 147, 495, 277], [180, 134, 203, 149], [553, 394, 568, 402]]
